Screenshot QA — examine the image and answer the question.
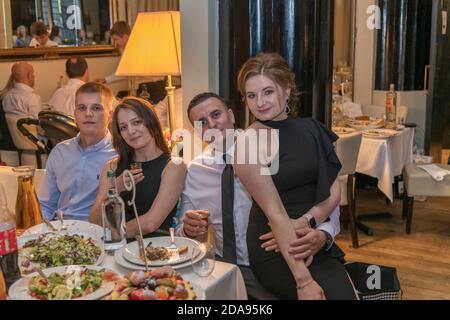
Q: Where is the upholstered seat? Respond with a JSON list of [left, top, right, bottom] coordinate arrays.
[[403, 163, 450, 234]]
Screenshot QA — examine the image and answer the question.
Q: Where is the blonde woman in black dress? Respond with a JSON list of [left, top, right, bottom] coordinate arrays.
[[234, 53, 357, 300]]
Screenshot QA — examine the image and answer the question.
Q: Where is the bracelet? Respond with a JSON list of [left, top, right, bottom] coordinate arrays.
[[296, 279, 314, 290]]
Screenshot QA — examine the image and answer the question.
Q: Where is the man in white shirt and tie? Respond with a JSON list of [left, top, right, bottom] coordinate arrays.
[[48, 57, 89, 115], [177, 92, 341, 299], [2, 61, 42, 118]]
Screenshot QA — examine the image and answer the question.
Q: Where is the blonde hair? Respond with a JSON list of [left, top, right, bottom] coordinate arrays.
[[237, 52, 299, 117]]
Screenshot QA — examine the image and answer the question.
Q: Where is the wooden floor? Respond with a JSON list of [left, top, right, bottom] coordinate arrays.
[[335, 188, 450, 300]]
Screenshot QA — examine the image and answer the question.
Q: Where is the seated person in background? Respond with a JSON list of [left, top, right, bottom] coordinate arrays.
[[89, 97, 186, 238], [177, 92, 341, 299], [96, 21, 130, 84], [13, 25, 31, 47], [49, 25, 62, 45], [29, 21, 57, 48], [2, 62, 42, 118], [38, 82, 117, 220], [48, 57, 89, 115], [78, 29, 94, 46]]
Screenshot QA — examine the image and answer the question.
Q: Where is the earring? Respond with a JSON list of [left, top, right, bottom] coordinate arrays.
[[284, 100, 291, 114]]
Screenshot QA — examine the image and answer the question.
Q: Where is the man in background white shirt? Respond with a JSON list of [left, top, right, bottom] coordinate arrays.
[[177, 92, 341, 300], [48, 57, 89, 115], [2, 62, 42, 118]]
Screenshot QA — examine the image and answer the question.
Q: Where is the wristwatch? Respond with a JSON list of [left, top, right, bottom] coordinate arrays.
[[303, 213, 317, 229], [321, 230, 334, 251]]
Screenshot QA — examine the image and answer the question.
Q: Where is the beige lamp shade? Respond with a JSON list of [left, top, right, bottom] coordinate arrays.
[[115, 11, 181, 76]]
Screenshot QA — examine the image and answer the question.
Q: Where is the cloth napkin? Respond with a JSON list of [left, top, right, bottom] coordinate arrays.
[[342, 102, 363, 118], [417, 164, 450, 182]]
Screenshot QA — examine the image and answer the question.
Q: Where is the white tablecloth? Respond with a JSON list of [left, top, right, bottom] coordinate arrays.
[[355, 128, 414, 201], [102, 254, 248, 300]]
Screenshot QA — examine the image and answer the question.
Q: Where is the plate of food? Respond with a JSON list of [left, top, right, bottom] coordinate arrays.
[[346, 118, 385, 130], [122, 237, 201, 267], [332, 127, 356, 135], [362, 129, 399, 139], [22, 220, 103, 239], [104, 266, 204, 300], [8, 265, 118, 300], [18, 232, 104, 274]]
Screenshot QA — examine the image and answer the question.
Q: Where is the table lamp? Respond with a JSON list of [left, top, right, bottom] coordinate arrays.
[[115, 11, 181, 135]]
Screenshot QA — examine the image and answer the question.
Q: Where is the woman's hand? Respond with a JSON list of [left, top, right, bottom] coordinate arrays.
[[115, 168, 144, 193], [297, 279, 326, 300]]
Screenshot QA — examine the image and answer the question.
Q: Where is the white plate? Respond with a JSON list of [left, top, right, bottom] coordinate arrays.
[[22, 220, 103, 239], [362, 129, 399, 139], [114, 240, 205, 271], [8, 265, 115, 300], [347, 119, 384, 130], [332, 127, 356, 135], [18, 232, 104, 273], [396, 124, 406, 130], [122, 237, 200, 267]]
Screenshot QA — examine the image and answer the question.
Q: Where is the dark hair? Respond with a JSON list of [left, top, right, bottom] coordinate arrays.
[[76, 82, 114, 109], [111, 97, 170, 173], [30, 21, 48, 36], [110, 21, 131, 37], [66, 57, 88, 78], [237, 52, 300, 117], [187, 92, 228, 124]]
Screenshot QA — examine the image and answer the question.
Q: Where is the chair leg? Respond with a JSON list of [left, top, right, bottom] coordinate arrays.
[[402, 185, 408, 220], [347, 174, 359, 248], [18, 150, 22, 166], [35, 151, 42, 169], [405, 195, 414, 234]]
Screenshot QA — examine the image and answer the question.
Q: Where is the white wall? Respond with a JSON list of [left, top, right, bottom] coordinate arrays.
[[353, 0, 376, 106], [0, 55, 127, 102], [180, 0, 218, 130]]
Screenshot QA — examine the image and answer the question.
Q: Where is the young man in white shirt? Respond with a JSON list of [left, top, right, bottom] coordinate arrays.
[[48, 57, 89, 115], [29, 21, 57, 48], [2, 62, 42, 118], [177, 92, 341, 299], [38, 82, 117, 221]]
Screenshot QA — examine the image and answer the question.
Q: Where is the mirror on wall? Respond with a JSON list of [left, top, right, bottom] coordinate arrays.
[[1, 0, 112, 49], [333, 0, 355, 103]]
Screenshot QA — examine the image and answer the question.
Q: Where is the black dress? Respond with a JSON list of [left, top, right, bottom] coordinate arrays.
[[117, 153, 176, 238], [246, 117, 357, 300]]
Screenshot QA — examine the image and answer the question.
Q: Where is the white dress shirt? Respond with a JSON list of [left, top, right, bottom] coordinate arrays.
[[29, 38, 58, 48], [47, 78, 85, 115], [2, 83, 42, 118], [177, 145, 341, 266]]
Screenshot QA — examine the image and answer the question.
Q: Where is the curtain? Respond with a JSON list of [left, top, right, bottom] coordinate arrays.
[[126, 0, 179, 26], [333, 0, 354, 68]]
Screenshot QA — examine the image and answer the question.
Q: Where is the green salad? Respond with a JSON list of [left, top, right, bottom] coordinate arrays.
[[28, 268, 105, 300], [22, 234, 102, 268]]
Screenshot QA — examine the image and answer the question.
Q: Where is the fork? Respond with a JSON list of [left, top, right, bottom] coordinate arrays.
[[168, 227, 179, 261], [56, 210, 68, 231]]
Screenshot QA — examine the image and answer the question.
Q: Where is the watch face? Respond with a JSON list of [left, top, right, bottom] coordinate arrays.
[[310, 217, 317, 229]]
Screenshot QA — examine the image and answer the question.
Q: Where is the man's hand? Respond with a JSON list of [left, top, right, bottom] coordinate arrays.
[[115, 168, 144, 193], [288, 228, 327, 261], [182, 210, 208, 238]]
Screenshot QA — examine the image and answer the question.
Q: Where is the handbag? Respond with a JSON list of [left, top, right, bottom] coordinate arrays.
[[345, 262, 402, 300]]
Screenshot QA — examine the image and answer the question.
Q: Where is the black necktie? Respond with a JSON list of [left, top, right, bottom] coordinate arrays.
[[222, 154, 237, 263]]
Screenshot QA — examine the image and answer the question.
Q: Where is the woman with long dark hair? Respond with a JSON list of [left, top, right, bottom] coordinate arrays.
[[89, 97, 186, 238]]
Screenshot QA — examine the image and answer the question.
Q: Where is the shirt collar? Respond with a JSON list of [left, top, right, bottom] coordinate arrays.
[[67, 78, 85, 87], [75, 131, 112, 152], [14, 82, 34, 93]]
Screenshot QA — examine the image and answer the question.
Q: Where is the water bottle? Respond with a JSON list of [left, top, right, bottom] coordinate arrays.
[[0, 183, 21, 289], [101, 170, 126, 252]]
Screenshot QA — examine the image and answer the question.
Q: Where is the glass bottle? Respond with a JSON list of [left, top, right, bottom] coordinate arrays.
[[102, 170, 126, 252], [0, 183, 21, 289], [386, 83, 397, 124], [12, 166, 42, 230]]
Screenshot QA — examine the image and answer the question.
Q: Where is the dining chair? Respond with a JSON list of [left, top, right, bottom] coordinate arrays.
[[5, 113, 45, 168], [335, 131, 362, 248]]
